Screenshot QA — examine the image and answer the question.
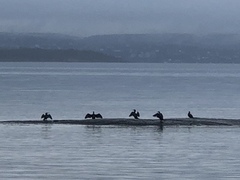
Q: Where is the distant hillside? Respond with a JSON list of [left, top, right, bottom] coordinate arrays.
[[80, 34, 240, 63], [1, 32, 240, 63], [0, 32, 82, 49], [0, 48, 120, 62]]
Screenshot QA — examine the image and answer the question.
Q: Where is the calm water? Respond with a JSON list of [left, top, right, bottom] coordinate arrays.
[[0, 62, 240, 179]]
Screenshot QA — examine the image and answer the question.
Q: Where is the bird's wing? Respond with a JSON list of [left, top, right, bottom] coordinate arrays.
[[137, 112, 140, 117], [96, 113, 103, 118], [41, 114, 44, 119], [49, 114, 52, 119], [129, 112, 133, 117], [85, 113, 92, 119], [153, 113, 158, 117]]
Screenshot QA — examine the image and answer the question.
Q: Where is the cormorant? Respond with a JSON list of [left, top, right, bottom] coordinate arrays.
[[41, 112, 52, 121], [85, 111, 103, 119], [129, 109, 140, 119], [153, 111, 164, 120], [188, 111, 194, 118]]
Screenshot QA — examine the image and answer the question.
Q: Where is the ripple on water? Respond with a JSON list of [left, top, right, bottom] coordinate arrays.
[[0, 125, 240, 179]]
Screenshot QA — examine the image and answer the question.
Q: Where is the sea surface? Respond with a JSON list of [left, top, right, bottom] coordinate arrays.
[[0, 62, 240, 179]]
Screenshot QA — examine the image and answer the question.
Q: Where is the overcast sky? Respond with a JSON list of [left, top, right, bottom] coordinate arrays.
[[0, 0, 240, 37]]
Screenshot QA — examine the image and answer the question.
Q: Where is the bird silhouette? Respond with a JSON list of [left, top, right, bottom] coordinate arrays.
[[153, 111, 164, 120], [85, 111, 103, 119], [41, 112, 52, 121], [188, 111, 194, 118], [129, 109, 140, 119]]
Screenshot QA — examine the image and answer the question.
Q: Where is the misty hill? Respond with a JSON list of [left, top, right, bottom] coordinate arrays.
[[0, 32, 82, 49], [81, 34, 240, 63], [0, 48, 119, 62], [1, 32, 240, 63]]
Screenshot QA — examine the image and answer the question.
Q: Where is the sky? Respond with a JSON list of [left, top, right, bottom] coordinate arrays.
[[0, 0, 240, 37]]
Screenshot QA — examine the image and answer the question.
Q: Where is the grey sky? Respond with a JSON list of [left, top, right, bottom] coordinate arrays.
[[0, 0, 240, 37]]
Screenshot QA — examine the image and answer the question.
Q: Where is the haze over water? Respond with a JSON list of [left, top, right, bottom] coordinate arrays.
[[0, 62, 240, 179]]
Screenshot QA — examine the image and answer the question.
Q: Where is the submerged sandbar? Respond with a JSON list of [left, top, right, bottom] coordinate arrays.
[[0, 118, 240, 126]]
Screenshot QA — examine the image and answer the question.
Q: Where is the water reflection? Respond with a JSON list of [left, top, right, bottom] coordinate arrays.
[[155, 125, 163, 132], [41, 124, 52, 139]]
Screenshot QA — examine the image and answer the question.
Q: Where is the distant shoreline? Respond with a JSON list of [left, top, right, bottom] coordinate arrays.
[[0, 48, 121, 63], [1, 33, 240, 63]]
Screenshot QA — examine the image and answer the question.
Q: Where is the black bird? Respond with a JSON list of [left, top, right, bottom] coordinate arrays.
[[188, 111, 194, 118], [41, 112, 52, 121], [129, 109, 140, 119], [85, 111, 103, 119], [153, 111, 164, 120]]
